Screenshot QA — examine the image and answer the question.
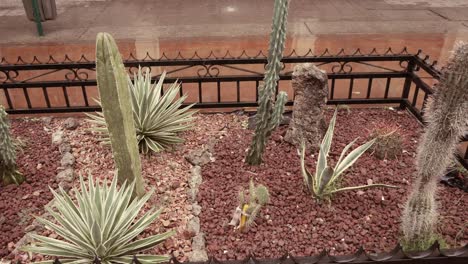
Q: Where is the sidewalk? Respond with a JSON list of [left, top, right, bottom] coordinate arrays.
[[0, 0, 468, 62]]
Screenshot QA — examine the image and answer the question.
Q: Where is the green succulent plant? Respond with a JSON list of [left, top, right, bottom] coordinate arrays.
[[300, 109, 397, 201], [87, 68, 196, 155], [238, 179, 270, 232], [22, 175, 174, 264], [0, 105, 25, 186]]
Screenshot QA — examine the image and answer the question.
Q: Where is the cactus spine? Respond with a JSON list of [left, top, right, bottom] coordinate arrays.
[[0, 106, 24, 185], [401, 42, 468, 251], [246, 0, 290, 165], [95, 33, 145, 197]]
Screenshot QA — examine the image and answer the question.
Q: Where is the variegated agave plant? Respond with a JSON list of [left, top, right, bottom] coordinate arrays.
[[87, 68, 196, 154], [300, 109, 397, 201], [22, 175, 174, 264]]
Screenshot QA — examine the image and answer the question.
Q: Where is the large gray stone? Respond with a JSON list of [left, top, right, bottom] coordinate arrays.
[[192, 203, 202, 216], [60, 152, 75, 167], [192, 232, 206, 250], [63, 117, 79, 130], [187, 217, 200, 234], [56, 168, 75, 183], [188, 250, 208, 262], [52, 130, 64, 145], [285, 63, 328, 150], [185, 148, 213, 166]]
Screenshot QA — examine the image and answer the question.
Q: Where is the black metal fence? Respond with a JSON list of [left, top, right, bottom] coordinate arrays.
[[1, 49, 467, 263], [0, 47, 466, 164]]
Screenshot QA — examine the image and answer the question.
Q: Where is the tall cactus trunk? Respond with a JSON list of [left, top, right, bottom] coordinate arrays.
[[246, 0, 290, 165], [95, 33, 145, 197], [0, 106, 24, 186], [401, 42, 468, 251]]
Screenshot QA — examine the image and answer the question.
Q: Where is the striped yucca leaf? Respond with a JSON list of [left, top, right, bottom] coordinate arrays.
[[87, 68, 196, 155], [300, 108, 397, 201], [21, 175, 174, 264]]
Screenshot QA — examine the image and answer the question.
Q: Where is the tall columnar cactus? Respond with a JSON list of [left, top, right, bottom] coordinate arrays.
[[246, 0, 290, 165], [0, 106, 24, 185], [401, 42, 468, 251], [95, 33, 145, 197]]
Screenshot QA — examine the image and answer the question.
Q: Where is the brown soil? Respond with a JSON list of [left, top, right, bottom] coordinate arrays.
[[198, 109, 468, 260], [0, 119, 60, 257]]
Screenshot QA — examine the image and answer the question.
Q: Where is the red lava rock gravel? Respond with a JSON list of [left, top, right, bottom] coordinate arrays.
[[198, 109, 468, 260], [0, 119, 60, 258]]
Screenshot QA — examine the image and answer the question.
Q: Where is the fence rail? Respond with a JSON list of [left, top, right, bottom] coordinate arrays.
[[0, 48, 466, 165]]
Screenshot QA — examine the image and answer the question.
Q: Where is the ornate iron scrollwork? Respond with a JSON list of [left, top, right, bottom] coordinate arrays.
[[331, 62, 352, 74], [0, 70, 19, 83], [64, 68, 90, 81], [197, 64, 220, 77]]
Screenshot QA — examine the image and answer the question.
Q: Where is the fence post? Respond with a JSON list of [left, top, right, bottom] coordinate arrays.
[[399, 58, 416, 109], [32, 0, 44, 36]]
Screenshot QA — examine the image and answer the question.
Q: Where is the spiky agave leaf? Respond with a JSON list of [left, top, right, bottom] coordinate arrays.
[[299, 108, 397, 200], [87, 68, 197, 154], [21, 175, 174, 264]]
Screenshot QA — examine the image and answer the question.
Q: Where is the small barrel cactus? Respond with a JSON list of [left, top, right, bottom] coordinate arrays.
[[368, 124, 403, 160], [0, 106, 24, 185]]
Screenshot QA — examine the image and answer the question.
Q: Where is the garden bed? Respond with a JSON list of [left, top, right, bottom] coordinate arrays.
[[2, 113, 246, 262], [1, 109, 466, 262], [197, 108, 468, 260]]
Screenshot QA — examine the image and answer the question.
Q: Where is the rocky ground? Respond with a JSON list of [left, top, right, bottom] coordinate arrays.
[[0, 118, 60, 257], [1, 112, 246, 262], [1, 109, 466, 262], [198, 109, 468, 260]]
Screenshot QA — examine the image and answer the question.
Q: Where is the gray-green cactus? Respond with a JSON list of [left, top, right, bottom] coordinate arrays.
[[238, 179, 270, 232], [246, 0, 290, 165], [95, 33, 145, 197], [401, 42, 468, 251], [0, 106, 24, 185]]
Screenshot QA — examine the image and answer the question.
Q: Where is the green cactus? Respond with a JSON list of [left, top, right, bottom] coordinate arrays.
[[401, 42, 468, 251], [238, 179, 270, 232], [246, 0, 290, 165], [0, 106, 24, 185], [95, 33, 145, 197]]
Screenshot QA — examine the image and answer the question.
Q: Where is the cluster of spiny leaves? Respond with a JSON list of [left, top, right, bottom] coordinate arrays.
[[238, 179, 270, 232], [87, 68, 196, 155], [22, 175, 174, 264], [0, 105, 24, 186], [300, 109, 397, 201]]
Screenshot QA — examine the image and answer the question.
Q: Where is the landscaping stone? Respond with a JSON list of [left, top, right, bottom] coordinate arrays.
[[192, 232, 206, 250], [51, 130, 64, 145], [189, 250, 208, 262], [60, 152, 75, 167], [185, 148, 213, 166], [192, 203, 202, 216], [187, 217, 200, 234], [59, 143, 71, 154], [56, 168, 75, 183], [41, 117, 53, 125], [189, 166, 202, 201], [63, 117, 79, 130], [284, 63, 328, 149]]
